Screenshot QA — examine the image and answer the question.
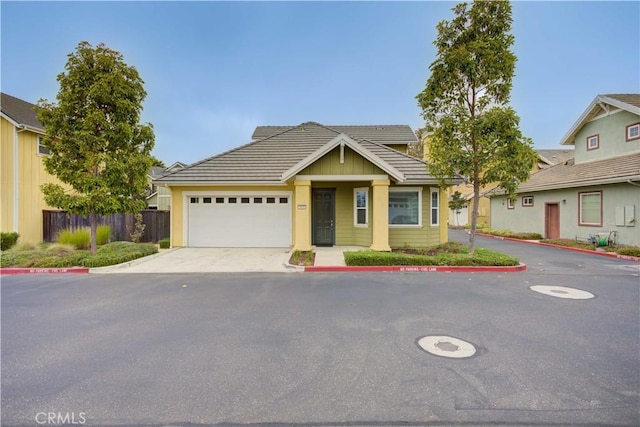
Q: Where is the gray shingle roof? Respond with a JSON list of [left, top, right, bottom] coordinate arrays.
[[1, 93, 43, 131], [157, 122, 447, 185], [499, 152, 640, 193], [536, 149, 575, 167], [252, 122, 418, 145]]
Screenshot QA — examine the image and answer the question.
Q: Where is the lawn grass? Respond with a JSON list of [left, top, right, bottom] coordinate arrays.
[[1, 241, 158, 268], [345, 242, 519, 266]]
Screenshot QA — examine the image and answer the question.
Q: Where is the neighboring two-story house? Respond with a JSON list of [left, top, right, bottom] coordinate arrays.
[[146, 162, 187, 210], [1, 93, 65, 245], [489, 94, 640, 246]]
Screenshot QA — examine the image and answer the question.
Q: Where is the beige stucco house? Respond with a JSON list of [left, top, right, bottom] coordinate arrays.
[[155, 122, 460, 250]]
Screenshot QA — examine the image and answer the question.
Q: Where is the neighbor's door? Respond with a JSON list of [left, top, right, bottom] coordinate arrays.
[[312, 189, 335, 246], [545, 203, 560, 239]]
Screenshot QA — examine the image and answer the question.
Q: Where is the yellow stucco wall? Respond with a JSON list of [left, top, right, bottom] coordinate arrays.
[[1, 117, 63, 244]]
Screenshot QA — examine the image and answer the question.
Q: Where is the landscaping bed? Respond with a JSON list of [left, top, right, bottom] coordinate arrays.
[[540, 239, 640, 257], [1, 241, 158, 268], [345, 242, 519, 267], [288, 250, 315, 266]]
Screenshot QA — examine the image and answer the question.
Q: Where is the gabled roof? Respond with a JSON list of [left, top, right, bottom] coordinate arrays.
[[0, 92, 44, 132], [560, 94, 640, 146], [536, 149, 574, 168], [252, 123, 418, 145], [488, 152, 640, 194], [156, 122, 449, 185]]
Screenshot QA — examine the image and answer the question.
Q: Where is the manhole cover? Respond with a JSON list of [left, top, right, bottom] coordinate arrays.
[[417, 335, 477, 358], [529, 285, 594, 300]]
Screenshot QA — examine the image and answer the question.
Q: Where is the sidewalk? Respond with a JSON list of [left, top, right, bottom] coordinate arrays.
[[313, 246, 364, 267]]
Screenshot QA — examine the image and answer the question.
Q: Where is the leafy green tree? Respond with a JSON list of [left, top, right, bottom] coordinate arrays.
[[416, 0, 537, 252], [37, 41, 155, 253], [448, 190, 467, 226]]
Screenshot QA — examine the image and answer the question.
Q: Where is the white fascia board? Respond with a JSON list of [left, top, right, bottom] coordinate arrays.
[[153, 180, 287, 186], [514, 175, 640, 193], [1, 114, 45, 134], [280, 133, 405, 183], [560, 95, 640, 146]]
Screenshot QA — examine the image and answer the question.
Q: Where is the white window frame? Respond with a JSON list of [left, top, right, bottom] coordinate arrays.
[[626, 123, 640, 141], [579, 191, 602, 226], [430, 188, 439, 226], [522, 195, 534, 207], [37, 136, 51, 156], [586, 134, 599, 151], [353, 187, 369, 227], [507, 198, 515, 210], [389, 187, 422, 228]]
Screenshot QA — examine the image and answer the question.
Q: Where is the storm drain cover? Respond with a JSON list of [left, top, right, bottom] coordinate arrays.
[[529, 285, 594, 300], [417, 335, 476, 358]]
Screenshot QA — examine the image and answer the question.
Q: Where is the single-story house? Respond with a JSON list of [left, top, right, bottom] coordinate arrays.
[[155, 122, 460, 250], [489, 94, 640, 246]]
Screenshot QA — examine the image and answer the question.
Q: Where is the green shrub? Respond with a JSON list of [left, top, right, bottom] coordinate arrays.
[[97, 225, 111, 245], [344, 247, 519, 267], [0, 232, 19, 251], [12, 241, 37, 252], [58, 228, 91, 249], [80, 242, 157, 268], [45, 243, 77, 257], [617, 246, 640, 257], [159, 238, 171, 249], [0, 249, 39, 267]]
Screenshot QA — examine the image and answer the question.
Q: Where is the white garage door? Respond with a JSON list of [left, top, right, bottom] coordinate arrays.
[[187, 193, 292, 247]]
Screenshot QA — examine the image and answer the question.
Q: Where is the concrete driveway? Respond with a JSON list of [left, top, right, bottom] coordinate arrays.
[[93, 247, 296, 273]]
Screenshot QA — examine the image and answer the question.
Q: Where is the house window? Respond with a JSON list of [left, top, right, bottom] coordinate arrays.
[[37, 136, 51, 156], [579, 191, 602, 226], [586, 134, 599, 151], [430, 188, 439, 226], [507, 198, 515, 210], [354, 188, 368, 226], [626, 123, 640, 141], [389, 188, 422, 226], [522, 196, 534, 207]]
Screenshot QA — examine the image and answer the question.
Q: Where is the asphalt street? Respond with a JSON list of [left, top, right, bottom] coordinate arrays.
[[2, 232, 639, 426]]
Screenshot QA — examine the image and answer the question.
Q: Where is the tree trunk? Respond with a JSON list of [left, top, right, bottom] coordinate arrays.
[[469, 179, 480, 254], [89, 212, 98, 254]]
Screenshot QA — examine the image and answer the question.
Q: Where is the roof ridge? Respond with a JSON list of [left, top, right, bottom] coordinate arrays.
[[359, 137, 428, 165]]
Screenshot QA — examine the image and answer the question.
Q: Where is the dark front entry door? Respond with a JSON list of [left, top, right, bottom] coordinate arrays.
[[312, 189, 335, 246], [545, 203, 560, 239]]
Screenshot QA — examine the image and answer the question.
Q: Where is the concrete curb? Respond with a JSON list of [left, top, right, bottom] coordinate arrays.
[[475, 233, 640, 263], [1, 267, 89, 275], [88, 248, 181, 273], [305, 263, 527, 273]]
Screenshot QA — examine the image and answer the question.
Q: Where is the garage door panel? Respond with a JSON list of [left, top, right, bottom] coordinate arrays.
[[187, 194, 291, 247]]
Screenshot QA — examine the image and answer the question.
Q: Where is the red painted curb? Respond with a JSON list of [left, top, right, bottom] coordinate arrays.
[[475, 233, 640, 263], [305, 263, 527, 273], [1, 267, 89, 275]]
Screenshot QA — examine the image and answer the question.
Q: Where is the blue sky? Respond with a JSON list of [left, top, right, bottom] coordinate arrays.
[[2, 1, 638, 165]]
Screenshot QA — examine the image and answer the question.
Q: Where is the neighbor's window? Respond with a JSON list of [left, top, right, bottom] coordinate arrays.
[[389, 188, 421, 226], [626, 123, 640, 141], [37, 136, 51, 156], [430, 188, 439, 226], [522, 196, 534, 207], [579, 191, 602, 226], [354, 188, 368, 226], [507, 198, 515, 210], [587, 134, 599, 151]]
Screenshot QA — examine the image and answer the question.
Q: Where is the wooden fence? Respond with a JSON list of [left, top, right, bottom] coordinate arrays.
[[43, 210, 170, 243]]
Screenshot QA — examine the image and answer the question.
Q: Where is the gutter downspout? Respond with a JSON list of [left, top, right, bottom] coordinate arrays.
[[627, 179, 640, 188]]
